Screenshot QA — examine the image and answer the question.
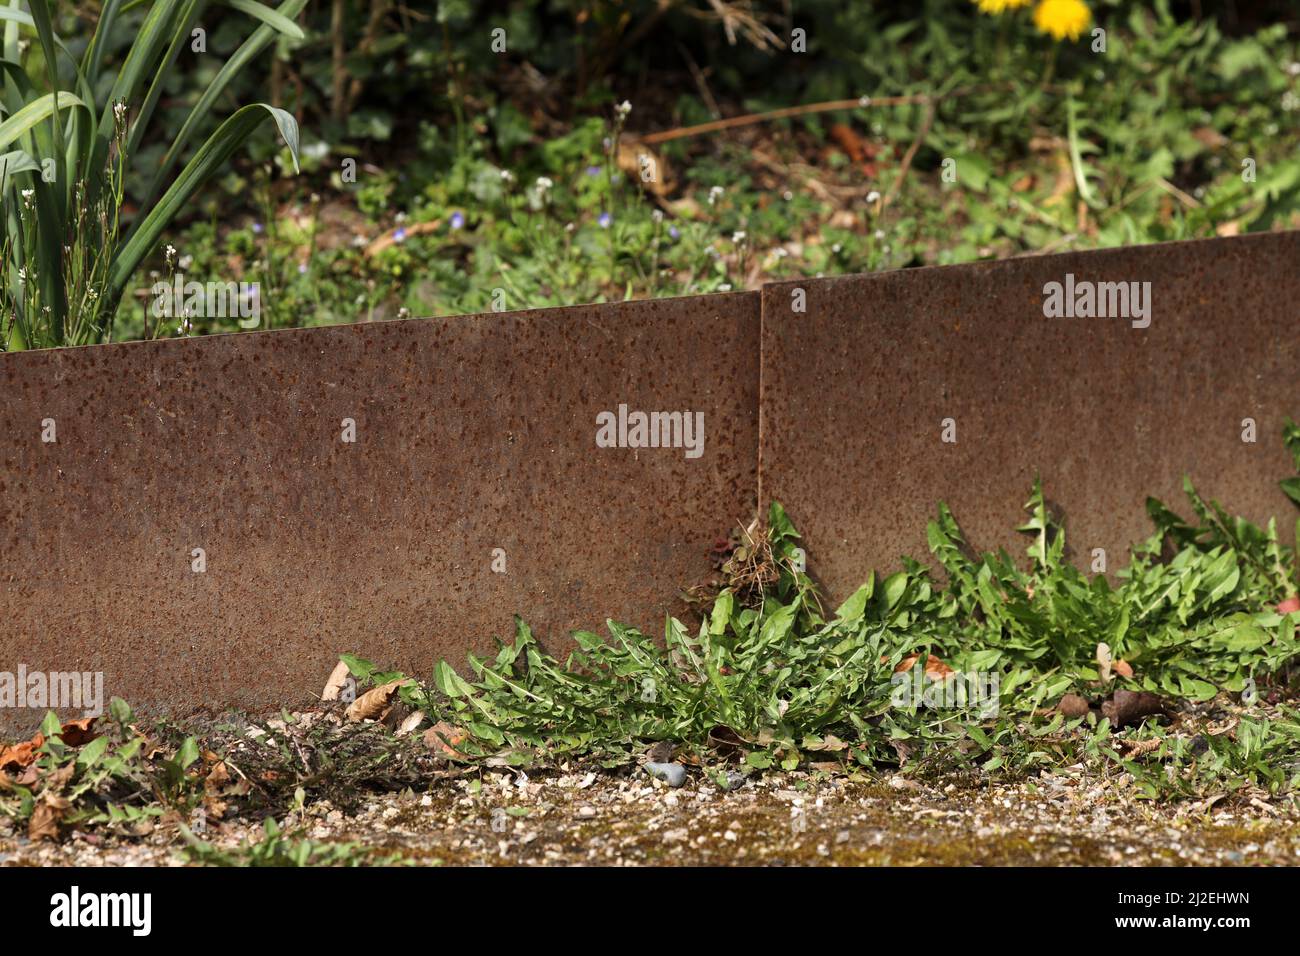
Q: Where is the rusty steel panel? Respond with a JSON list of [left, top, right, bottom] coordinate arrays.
[[760, 231, 1300, 604], [0, 294, 759, 730]]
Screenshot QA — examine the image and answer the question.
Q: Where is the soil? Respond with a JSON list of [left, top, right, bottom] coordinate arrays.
[[4, 765, 1297, 867]]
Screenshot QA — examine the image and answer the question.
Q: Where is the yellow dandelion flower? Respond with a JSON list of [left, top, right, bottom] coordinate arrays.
[[1033, 0, 1091, 41], [972, 0, 1032, 13]]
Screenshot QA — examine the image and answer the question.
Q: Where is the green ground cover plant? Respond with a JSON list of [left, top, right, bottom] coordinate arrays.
[[333, 425, 1300, 802]]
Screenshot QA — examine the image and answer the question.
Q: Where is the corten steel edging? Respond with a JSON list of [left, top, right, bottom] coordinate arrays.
[[3, 231, 1298, 730], [760, 230, 1300, 606], [0, 294, 759, 731]]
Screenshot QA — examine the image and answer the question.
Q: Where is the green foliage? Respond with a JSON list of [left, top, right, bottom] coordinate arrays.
[[0, 698, 201, 833], [180, 816, 411, 866], [1, 0, 303, 350], [134, 0, 1300, 337], [331, 427, 1300, 799]]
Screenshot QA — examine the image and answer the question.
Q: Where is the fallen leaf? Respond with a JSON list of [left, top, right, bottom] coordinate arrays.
[[345, 679, 408, 722], [889, 653, 955, 680], [202, 793, 229, 820], [1112, 659, 1134, 679], [205, 761, 231, 791], [0, 733, 44, 771], [1101, 690, 1167, 728], [616, 140, 675, 196], [321, 660, 351, 701], [1096, 642, 1113, 683], [422, 721, 468, 758], [58, 717, 99, 746], [1057, 693, 1092, 718], [44, 761, 76, 791], [395, 710, 426, 737], [28, 792, 71, 842]]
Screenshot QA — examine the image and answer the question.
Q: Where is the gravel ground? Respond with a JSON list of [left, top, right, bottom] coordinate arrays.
[[4, 763, 1297, 867]]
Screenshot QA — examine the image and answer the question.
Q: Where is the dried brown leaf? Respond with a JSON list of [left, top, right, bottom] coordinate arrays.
[[345, 679, 408, 722], [322, 660, 352, 702], [0, 733, 44, 772], [1101, 689, 1167, 728], [205, 761, 231, 791], [395, 709, 426, 737], [1096, 642, 1113, 683], [1057, 693, 1092, 718], [890, 653, 955, 680], [57, 717, 99, 746], [422, 721, 469, 758], [28, 792, 71, 842]]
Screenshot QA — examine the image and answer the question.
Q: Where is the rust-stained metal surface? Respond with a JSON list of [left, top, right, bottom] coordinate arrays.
[[761, 231, 1300, 604], [0, 294, 759, 730], [4, 231, 1298, 729]]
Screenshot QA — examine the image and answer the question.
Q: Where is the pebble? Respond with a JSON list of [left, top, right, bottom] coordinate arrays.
[[720, 771, 748, 791], [644, 762, 687, 788]]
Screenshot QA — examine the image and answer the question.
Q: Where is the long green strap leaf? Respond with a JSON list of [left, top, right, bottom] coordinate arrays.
[[84, 0, 182, 210], [108, 102, 299, 302], [126, 0, 207, 159], [82, 0, 125, 83], [225, 0, 306, 40], [140, 0, 308, 214], [0, 91, 87, 151], [27, 1, 66, 214], [0, 147, 37, 194]]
